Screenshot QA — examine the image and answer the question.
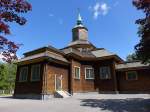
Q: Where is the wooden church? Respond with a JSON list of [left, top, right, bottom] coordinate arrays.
[[14, 13, 150, 99]]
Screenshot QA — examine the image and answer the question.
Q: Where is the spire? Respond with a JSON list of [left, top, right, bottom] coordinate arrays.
[[77, 9, 83, 25]]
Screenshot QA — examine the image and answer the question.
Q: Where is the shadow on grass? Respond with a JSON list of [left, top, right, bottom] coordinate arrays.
[[80, 98, 150, 112]]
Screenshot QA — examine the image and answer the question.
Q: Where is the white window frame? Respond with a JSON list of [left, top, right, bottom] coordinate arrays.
[[31, 64, 41, 81], [19, 66, 28, 82], [85, 67, 94, 79], [74, 66, 80, 79], [126, 71, 138, 81], [99, 66, 111, 79]]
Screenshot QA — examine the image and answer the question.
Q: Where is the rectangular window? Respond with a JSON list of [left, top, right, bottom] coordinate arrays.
[[19, 67, 28, 82], [74, 66, 80, 79], [100, 66, 111, 79], [126, 71, 138, 80], [31, 64, 41, 81], [85, 67, 94, 79]]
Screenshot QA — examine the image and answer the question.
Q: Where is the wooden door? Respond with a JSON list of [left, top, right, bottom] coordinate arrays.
[[55, 75, 62, 90]]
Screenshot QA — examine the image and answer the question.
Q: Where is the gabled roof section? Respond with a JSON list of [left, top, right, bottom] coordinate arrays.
[[18, 51, 69, 65], [60, 40, 96, 51], [91, 49, 114, 58], [24, 45, 65, 57], [91, 49, 124, 63], [17, 45, 69, 65], [61, 47, 124, 62]]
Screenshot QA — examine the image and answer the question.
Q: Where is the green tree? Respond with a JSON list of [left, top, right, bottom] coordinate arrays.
[[0, 62, 17, 90], [0, 63, 8, 89], [133, 0, 150, 64], [126, 53, 139, 62]]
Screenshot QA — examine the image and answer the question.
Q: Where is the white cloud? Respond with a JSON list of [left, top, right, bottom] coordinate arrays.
[[94, 3, 100, 11], [89, 2, 110, 19], [101, 3, 110, 15]]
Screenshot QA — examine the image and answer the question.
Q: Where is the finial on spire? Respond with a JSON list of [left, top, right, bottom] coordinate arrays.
[[77, 8, 83, 25]]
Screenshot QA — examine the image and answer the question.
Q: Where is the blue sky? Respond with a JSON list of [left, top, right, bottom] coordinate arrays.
[[7, 0, 144, 60]]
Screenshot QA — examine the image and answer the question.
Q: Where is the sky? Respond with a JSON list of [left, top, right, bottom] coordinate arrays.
[[4, 0, 144, 60]]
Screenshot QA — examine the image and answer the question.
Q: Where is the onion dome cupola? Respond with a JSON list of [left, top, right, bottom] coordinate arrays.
[[72, 12, 88, 42]]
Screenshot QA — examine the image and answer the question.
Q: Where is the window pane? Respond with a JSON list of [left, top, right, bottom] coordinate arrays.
[[87, 69, 90, 78], [85, 68, 94, 79], [100, 67, 111, 79], [127, 71, 137, 80], [19, 67, 28, 82], [31, 64, 40, 81], [74, 67, 80, 79]]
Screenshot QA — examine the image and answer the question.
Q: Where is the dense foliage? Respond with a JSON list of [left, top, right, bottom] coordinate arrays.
[[133, 0, 150, 64], [0, 0, 31, 63], [126, 53, 139, 62], [0, 62, 17, 90]]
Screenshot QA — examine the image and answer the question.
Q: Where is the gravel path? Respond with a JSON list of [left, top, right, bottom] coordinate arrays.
[[0, 94, 150, 112]]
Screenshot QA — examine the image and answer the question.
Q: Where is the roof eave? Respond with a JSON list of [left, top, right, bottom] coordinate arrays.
[[116, 66, 150, 71]]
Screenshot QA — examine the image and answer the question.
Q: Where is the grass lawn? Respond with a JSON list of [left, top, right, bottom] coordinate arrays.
[[0, 94, 12, 96]]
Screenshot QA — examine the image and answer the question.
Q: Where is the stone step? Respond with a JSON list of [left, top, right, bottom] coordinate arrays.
[[54, 90, 71, 98]]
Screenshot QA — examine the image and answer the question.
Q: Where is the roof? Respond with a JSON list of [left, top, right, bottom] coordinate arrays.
[[91, 49, 124, 63], [18, 51, 69, 64], [91, 49, 114, 58], [24, 45, 65, 57], [68, 40, 94, 47], [116, 61, 149, 70], [62, 48, 94, 58], [61, 47, 123, 62], [20, 43, 123, 63]]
